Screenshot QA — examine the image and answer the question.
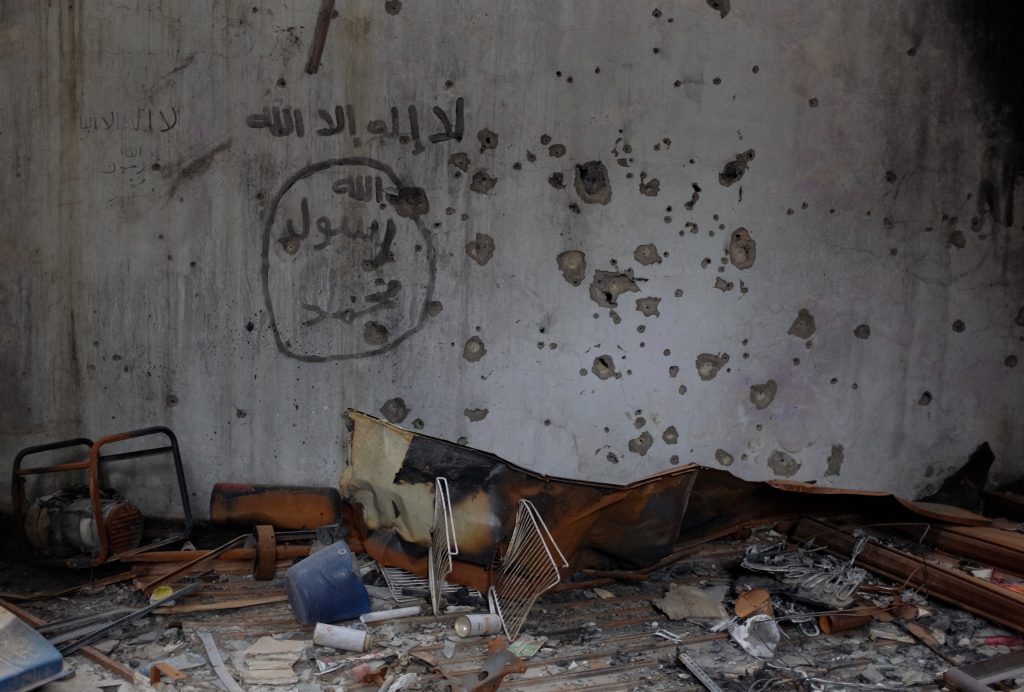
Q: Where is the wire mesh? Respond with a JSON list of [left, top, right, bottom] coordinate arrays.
[[428, 476, 459, 615], [488, 499, 568, 641]]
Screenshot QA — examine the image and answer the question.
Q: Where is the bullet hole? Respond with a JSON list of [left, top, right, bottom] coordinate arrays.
[[752, 65, 759, 73], [661, 426, 679, 445], [669, 365, 679, 378], [750, 380, 778, 410], [712, 77, 721, 85], [664, 215, 672, 223], [445, 207, 456, 216], [457, 437, 468, 445], [512, 162, 521, 170], [674, 80, 682, 88], [548, 144, 566, 158], [556, 250, 587, 286], [706, 0, 730, 18], [477, 128, 498, 153], [461, 213, 469, 221], [715, 449, 734, 466], [607, 452, 619, 464], [636, 297, 661, 317], [549, 343, 557, 349], [652, 8, 662, 17], [526, 151, 536, 162], [952, 319, 965, 333], [917, 391, 933, 406], [537, 342, 544, 349], [235, 407, 248, 419], [412, 418, 424, 430], [742, 353, 749, 359], [884, 170, 898, 184], [592, 354, 617, 380], [539, 134, 552, 147], [465, 233, 496, 266], [851, 383, 858, 389], [853, 324, 871, 339], [462, 336, 487, 362], [548, 172, 566, 189], [786, 208, 794, 216], [609, 310, 621, 324], [728, 227, 756, 269], [678, 384, 687, 395], [719, 149, 755, 187], [639, 177, 661, 196], [767, 450, 801, 477], [787, 308, 817, 339], [793, 357, 800, 365], [808, 98, 819, 108], [589, 269, 640, 308], [165, 394, 178, 407], [949, 230, 966, 249], [1007, 355, 1019, 368], [448, 152, 470, 172], [701, 258, 711, 269], [380, 397, 409, 423], [574, 161, 612, 204], [830, 377, 838, 384], [363, 321, 390, 346], [469, 170, 497, 194], [825, 445, 844, 477], [464, 408, 489, 422], [544, 419, 552, 425], [245, 321, 255, 332], [568, 203, 581, 214], [384, 0, 402, 15], [696, 353, 729, 380], [555, 71, 562, 77], [595, 66, 601, 74], [714, 277, 734, 292], [637, 325, 646, 333], [579, 368, 588, 376], [674, 289, 684, 297], [684, 183, 702, 210], [628, 431, 654, 455], [1016, 307, 1024, 327], [663, 349, 671, 356], [634, 416, 646, 429], [633, 243, 662, 266], [670, 455, 680, 464], [426, 301, 443, 317]]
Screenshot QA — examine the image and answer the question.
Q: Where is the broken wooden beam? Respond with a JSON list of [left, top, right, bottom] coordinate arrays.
[[789, 518, 1024, 634]]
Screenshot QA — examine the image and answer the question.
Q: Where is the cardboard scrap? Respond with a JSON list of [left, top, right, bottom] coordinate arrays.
[[232, 636, 310, 686], [653, 584, 728, 620]]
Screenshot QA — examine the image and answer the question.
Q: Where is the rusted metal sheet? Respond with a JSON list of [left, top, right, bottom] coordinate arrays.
[[209, 483, 343, 530], [790, 518, 1024, 634], [341, 410, 699, 592]]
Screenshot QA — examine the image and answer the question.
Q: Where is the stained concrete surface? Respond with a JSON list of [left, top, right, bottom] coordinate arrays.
[[0, 1, 1023, 516]]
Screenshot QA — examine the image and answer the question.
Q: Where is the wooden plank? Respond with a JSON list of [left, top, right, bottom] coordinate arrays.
[[790, 519, 1024, 634], [154, 593, 288, 614]]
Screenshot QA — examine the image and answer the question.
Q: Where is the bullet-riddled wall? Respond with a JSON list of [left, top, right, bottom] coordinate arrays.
[[1, 1, 1022, 516]]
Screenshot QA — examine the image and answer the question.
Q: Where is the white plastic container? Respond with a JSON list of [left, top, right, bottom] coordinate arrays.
[[313, 623, 372, 652], [454, 614, 503, 637]]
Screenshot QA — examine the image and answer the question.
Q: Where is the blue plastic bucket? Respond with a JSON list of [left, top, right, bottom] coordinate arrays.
[[285, 539, 371, 625]]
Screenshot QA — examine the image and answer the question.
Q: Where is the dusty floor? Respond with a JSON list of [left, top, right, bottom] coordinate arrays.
[[2, 526, 1021, 691]]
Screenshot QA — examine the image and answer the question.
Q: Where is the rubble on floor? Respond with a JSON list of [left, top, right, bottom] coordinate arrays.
[[0, 525, 1022, 691], [4, 418, 1024, 690]]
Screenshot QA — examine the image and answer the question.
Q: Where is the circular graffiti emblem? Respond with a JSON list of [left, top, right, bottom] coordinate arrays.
[[261, 158, 435, 361]]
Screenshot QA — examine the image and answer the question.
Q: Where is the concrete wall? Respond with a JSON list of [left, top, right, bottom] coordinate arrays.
[[2, 0, 1022, 517]]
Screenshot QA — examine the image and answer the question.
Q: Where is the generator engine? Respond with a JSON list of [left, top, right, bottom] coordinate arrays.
[[24, 487, 143, 559]]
